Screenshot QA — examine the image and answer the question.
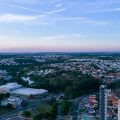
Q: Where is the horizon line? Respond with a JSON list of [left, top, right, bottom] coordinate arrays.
[[0, 51, 120, 54]]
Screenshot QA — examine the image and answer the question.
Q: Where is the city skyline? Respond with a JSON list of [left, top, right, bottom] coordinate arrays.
[[0, 0, 120, 52]]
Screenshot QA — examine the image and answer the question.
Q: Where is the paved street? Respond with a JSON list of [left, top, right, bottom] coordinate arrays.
[[5, 116, 24, 120], [71, 99, 79, 120], [0, 98, 47, 120], [0, 93, 63, 120]]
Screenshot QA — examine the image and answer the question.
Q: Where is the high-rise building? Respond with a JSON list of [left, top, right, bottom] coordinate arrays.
[[99, 85, 107, 120], [118, 99, 120, 120]]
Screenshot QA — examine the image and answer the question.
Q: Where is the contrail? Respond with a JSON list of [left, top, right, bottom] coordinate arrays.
[[0, 2, 67, 15], [0, 2, 46, 14]]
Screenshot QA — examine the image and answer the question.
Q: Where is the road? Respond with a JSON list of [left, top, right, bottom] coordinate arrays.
[[71, 95, 89, 120], [7, 117, 23, 120], [0, 93, 63, 120], [71, 92, 98, 120], [0, 97, 48, 120], [0, 105, 33, 120], [0, 93, 92, 120], [71, 99, 79, 120]]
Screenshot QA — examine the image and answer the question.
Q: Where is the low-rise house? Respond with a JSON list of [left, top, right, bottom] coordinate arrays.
[[3, 75, 12, 81]]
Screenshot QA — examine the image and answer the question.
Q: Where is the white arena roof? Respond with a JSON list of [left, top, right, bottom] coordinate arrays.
[[11, 88, 48, 96], [0, 83, 22, 91], [0, 83, 48, 96]]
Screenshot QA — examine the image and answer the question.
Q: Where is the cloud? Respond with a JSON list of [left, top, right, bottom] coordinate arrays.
[[0, 33, 85, 52], [109, 7, 120, 12], [90, 7, 120, 13], [11, 0, 61, 5], [0, 2, 44, 13], [1, 0, 120, 15], [2, 0, 44, 5], [40, 34, 84, 40], [46, 8, 68, 14], [0, 1, 110, 25], [0, 1, 69, 14], [0, 14, 36, 22], [0, 13, 109, 26], [55, 3, 63, 8], [72, 0, 120, 14]]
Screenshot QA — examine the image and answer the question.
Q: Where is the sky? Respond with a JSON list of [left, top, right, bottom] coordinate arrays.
[[0, 0, 120, 52]]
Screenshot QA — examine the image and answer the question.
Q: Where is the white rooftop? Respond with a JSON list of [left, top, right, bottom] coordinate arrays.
[[0, 83, 22, 91], [21, 77, 34, 85], [11, 87, 48, 95], [0, 83, 48, 96]]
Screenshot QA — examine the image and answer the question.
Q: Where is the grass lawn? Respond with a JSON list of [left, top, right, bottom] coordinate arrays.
[[0, 108, 14, 115], [36, 103, 52, 113]]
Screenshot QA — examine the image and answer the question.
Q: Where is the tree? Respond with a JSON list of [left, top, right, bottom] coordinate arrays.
[[48, 97, 56, 105], [22, 110, 31, 117], [7, 103, 13, 109], [61, 100, 71, 115], [0, 93, 5, 101], [33, 102, 58, 120], [6, 93, 10, 98], [33, 114, 42, 120], [21, 100, 29, 107], [51, 103, 58, 119], [33, 112, 53, 120]]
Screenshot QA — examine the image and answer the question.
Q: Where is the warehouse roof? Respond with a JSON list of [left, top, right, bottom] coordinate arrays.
[[0, 83, 48, 96], [11, 87, 48, 96], [0, 83, 22, 91]]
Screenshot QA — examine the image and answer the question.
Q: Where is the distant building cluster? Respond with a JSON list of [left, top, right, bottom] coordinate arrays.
[[0, 58, 18, 65], [49, 58, 120, 83], [27, 69, 55, 77], [0, 70, 12, 81], [78, 85, 120, 120]]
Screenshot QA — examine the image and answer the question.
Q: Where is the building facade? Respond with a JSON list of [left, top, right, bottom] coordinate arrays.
[[118, 99, 120, 120], [99, 85, 108, 120]]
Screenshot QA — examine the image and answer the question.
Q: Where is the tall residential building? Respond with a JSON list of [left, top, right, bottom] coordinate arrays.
[[99, 85, 107, 120], [118, 99, 120, 120]]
